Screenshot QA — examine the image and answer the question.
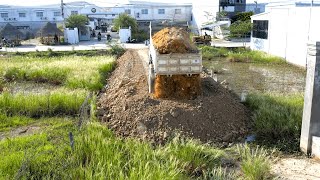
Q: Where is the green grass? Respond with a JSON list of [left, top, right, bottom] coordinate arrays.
[[0, 56, 116, 91], [0, 118, 76, 179], [0, 114, 35, 132], [0, 120, 274, 179], [245, 93, 304, 152], [0, 90, 87, 117], [199, 46, 229, 60], [199, 46, 286, 64], [227, 48, 286, 64], [237, 144, 271, 180], [5, 49, 114, 58], [160, 136, 225, 176]]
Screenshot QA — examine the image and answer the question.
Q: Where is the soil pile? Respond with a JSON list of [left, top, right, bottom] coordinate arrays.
[[154, 74, 201, 99], [152, 27, 198, 54], [98, 50, 251, 144]]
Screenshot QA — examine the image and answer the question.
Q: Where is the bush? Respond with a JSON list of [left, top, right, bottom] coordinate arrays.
[[132, 30, 149, 42], [110, 44, 125, 58]]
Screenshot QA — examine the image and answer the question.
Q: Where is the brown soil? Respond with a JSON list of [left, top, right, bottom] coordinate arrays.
[[98, 50, 251, 144], [152, 27, 198, 54], [154, 74, 201, 99]]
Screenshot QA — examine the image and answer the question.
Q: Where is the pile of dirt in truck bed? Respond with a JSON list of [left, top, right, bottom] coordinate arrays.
[[154, 74, 201, 99], [152, 27, 198, 54], [98, 50, 251, 144]]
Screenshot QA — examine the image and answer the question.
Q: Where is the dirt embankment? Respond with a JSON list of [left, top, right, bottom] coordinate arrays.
[[98, 50, 251, 144]]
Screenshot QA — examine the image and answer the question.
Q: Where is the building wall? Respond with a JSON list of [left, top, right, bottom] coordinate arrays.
[[126, 5, 191, 22], [251, 3, 320, 67]]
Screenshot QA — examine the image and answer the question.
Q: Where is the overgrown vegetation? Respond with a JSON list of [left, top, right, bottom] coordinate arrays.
[[237, 145, 271, 180], [0, 118, 272, 179], [0, 55, 116, 91], [0, 49, 274, 179], [3, 49, 122, 58], [0, 90, 86, 117], [200, 46, 286, 64], [245, 93, 304, 152]]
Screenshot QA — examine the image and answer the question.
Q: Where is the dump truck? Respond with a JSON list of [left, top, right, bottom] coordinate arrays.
[[148, 25, 202, 98]]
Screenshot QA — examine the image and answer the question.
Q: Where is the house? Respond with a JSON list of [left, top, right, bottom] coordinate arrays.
[[123, 1, 192, 23], [250, 1, 320, 67]]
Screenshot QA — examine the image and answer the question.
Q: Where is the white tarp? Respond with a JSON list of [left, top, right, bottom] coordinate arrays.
[[64, 28, 79, 44], [119, 27, 131, 43]]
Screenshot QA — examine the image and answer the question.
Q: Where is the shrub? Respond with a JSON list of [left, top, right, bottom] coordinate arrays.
[[110, 44, 125, 58]]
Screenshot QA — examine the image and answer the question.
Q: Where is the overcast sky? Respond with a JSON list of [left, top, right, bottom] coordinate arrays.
[[0, 0, 294, 7]]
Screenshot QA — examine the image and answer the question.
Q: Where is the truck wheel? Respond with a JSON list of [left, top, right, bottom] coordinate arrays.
[[148, 65, 155, 93]]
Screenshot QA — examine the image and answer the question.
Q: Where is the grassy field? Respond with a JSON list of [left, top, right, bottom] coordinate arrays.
[[200, 46, 286, 64], [0, 49, 274, 179], [0, 56, 115, 91], [245, 93, 304, 153]]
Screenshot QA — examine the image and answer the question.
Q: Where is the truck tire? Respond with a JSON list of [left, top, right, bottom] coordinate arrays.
[[148, 65, 155, 93]]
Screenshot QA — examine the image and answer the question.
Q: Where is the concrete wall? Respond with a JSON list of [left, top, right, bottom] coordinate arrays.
[[251, 4, 320, 67]]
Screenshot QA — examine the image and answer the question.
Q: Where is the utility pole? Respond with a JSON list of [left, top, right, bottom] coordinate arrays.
[[254, 1, 258, 14], [61, 0, 65, 28]]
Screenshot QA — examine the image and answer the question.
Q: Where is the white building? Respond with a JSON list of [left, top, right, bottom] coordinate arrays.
[[0, 1, 193, 37], [250, 1, 320, 67], [124, 1, 192, 23]]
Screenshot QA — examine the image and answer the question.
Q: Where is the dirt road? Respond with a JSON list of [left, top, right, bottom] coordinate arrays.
[[98, 50, 251, 144]]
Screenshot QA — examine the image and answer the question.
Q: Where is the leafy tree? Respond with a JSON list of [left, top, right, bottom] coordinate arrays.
[[113, 13, 138, 33], [65, 14, 88, 31], [231, 12, 254, 23], [229, 20, 252, 39]]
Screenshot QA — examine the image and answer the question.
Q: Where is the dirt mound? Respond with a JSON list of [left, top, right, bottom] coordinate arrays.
[[152, 27, 198, 54], [98, 50, 251, 144], [154, 74, 201, 99]]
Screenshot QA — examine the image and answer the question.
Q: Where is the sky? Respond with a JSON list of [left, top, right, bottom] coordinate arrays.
[[0, 0, 287, 7]]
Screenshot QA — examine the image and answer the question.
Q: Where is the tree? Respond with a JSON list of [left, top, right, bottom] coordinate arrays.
[[65, 14, 88, 31], [113, 13, 138, 33], [229, 20, 252, 39], [231, 12, 254, 23]]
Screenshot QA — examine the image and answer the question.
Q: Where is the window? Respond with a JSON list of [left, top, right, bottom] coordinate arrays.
[[1, 13, 8, 18], [71, 11, 78, 15], [175, 9, 181, 14], [252, 20, 268, 39], [141, 9, 148, 14], [158, 9, 165, 14], [36, 12, 43, 17], [54, 12, 61, 16], [125, 9, 131, 14], [19, 13, 26, 17], [112, 14, 115, 16]]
